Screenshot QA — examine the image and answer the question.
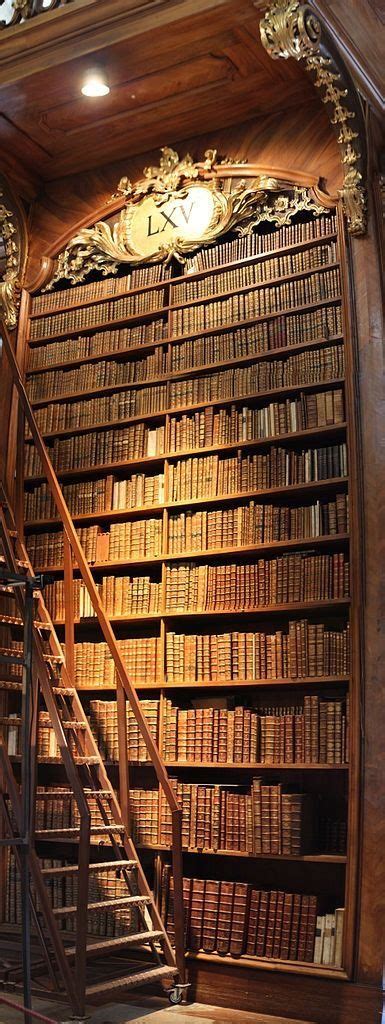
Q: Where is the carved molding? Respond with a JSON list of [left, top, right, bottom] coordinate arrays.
[[46, 148, 328, 288], [259, 1, 367, 235], [0, 174, 28, 328], [0, 0, 73, 29]]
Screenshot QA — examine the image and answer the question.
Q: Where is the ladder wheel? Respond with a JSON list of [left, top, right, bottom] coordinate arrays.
[[168, 986, 183, 1005]]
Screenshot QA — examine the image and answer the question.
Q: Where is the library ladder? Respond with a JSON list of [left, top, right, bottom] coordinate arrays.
[[0, 328, 186, 1017]]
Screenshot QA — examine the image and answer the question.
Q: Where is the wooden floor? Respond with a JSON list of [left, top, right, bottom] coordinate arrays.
[[0, 994, 315, 1024]]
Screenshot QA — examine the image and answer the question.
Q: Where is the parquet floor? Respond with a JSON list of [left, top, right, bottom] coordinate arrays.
[[0, 994, 315, 1024]]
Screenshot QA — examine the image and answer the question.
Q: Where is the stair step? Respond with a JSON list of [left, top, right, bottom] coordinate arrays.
[[74, 756, 100, 765], [65, 930, 163, 959], [35, 825, 126, 838], [41, 859, 136, 876], [85, 964, 177, 997], [51, 687, 75, 695], [84, 789, 112, 797], [35, 789, 111, 799], [53, 895, 152, 916]]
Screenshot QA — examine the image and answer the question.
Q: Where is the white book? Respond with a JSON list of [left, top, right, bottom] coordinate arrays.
[[334, 907, 345, 967], [322, 912, 335, 965], [313, 914, 325, 964]]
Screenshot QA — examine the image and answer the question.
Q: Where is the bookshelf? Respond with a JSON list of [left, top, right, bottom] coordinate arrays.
[[1, 194, 360, 984]]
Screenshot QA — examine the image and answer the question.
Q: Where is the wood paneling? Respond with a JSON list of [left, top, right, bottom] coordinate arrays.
[[24, 101, 342, 288]]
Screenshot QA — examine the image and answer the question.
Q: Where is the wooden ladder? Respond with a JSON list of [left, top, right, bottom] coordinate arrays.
[[0, 321, 185, 1018]]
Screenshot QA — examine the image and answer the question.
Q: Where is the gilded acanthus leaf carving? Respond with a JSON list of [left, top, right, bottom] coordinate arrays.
[[0, 189, 21, 328], [259, 0, 367, 235], [46, 151, 329, 289]]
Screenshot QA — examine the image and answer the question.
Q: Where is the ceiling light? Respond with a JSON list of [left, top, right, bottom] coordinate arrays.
[[81, 67, 110, 98]]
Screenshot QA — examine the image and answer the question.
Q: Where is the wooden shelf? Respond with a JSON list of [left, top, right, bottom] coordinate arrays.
[[25, 377, 346, 444], [27, 294, 342, 349], [33, 533, 350, 576], [52, 597, 350, 628], [24, 422, 347, 485], [28, 231, 337, 321], [29, 334, 344, 408], [29, 258, 339, 342], [186, 950, 347, 980], [74, 675, 350, 692], [24, 476, 349, 531]]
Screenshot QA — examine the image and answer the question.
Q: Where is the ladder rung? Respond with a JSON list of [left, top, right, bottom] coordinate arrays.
[[85, 964, 177, 997], [35, 825, 126, 837], [0, 652, 25, 666], [41, 859, 136, 876], [83, 789, 112, 797], [36, 789, 112, 798], [51, 687, 75, 695], [74, 756, 100, 765], [61, 721, 87, 729], [65, 930, 163, 959], [53, 894, 152, 916]]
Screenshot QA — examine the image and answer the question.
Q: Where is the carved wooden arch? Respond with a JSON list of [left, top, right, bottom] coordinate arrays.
[[29, 152, 339, 293], [0, 172, 28, 328], [259, 1, 367, 235]]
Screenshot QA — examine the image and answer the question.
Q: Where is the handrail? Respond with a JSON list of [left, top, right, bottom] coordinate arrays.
[[0, 318, 184, 971], [1, 322, 180, 814]]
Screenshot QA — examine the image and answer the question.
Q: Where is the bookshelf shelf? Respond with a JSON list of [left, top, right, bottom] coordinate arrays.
[[29, 334, 344, 407], [25, 376, 346, 443], [27, 295, 342, 348], [28, 231, 338, 322], [24, 422, 347, 485], [34, 533, 350, 576], [24, 477, 349, 532], [2, 205, 353, 982]]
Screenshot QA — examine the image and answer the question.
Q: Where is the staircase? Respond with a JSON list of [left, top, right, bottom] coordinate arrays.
[[0, 323, 185, 1018]]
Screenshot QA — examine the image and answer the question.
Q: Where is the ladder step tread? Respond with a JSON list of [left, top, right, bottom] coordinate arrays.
[[85, 964, 177, 996], [51, 687, 75, 695], [36, 789, 112, 799], [36, 825, 126, 837], [53, 895, 152, 915], [60, 721, 87, 728], [41, 859, 136, 876], [65, 930, 163, 957]]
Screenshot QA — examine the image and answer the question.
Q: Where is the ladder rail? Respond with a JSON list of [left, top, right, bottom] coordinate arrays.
[[0, 744, 83, 1016], [0, 320, 185, 980]]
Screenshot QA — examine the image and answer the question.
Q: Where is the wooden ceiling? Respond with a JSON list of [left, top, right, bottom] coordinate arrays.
[[0, 0, 317, 196]]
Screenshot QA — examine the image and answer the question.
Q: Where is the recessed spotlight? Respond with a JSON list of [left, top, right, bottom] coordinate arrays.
[[81, 67, 110, 98]]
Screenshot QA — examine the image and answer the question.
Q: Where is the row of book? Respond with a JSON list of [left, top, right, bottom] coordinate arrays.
[[161, 867, 344, 966], [165, 622, 350, 682], [183, 213, 337, 273], [167, 495, 349, 551], [162, 696, 349, 765], [164, 553, 350, 611], [23, 441, 347, 522], [159, 781, 316, 854], [24, 423, 165, 477], [24, 472, 165, 521], [26, 517, 164, 566], [5, 853, 141, 936], [24, 389, 345, 477], [73, 636, 161, 687], [166, 391, 345, 455], [44, 574, 162, 619], [29, 288, 166, 341], [31, 263, 169, 316], [42, 551, 350, 620], [171, 242, 337, 304], [170, 269, 341, 336], [89, 698, 158, 761], [27, 319, 168, 372], [25, 493, 349, 568], [28, 340, 344, 413], [167, 444, 348, 502], [28, 350, 345, 440], [170, 306, 342, 375], [28, 347, 168, 402]]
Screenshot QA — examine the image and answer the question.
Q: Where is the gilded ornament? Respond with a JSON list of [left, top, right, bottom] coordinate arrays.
[[0, 191, 21, 329], [46, 149, 329, 289], [259, 0, 366, 235]]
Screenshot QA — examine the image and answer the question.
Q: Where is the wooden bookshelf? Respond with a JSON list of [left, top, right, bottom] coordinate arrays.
[[2, 204, 358, 981]]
